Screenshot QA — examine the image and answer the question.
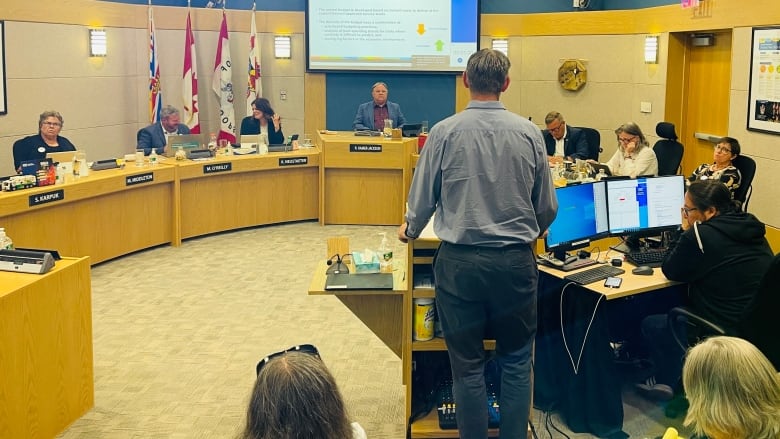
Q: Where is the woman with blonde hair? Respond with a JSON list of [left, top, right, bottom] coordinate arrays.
[[589, 122, 658, 177], [683, 336, 780, 439]]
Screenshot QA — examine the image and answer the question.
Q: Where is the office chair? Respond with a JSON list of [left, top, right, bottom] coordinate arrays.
[[653, 122, 684, 176], [578, 127, 601, 161], [669, 252, 780, 370], [732, 155, 756, 211]]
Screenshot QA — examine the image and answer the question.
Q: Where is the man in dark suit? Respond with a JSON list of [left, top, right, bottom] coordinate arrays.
[[137, 105, 191, 155], [542, 111, 589, 163], [352, 82, 407, 131]]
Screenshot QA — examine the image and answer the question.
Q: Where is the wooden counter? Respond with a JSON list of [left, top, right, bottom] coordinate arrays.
[[318, 131, 417, 225], [0, 257, 93, 439], [0, 165, 176, 264], [175, 150, 320, 241]]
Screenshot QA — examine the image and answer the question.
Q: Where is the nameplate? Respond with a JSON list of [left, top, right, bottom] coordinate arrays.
[[126, 173, 154, 186], [350, 144, 382, 153], [279, 157, 308, 167], [29, 189, 64, 207], [203, 163, 232, 174]]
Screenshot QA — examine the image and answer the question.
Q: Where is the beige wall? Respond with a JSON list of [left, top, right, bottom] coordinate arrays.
[[0, 4, 306, 176]]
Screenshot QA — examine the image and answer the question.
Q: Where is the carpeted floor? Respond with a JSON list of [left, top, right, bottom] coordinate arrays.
[[57, 222, 690, 439]]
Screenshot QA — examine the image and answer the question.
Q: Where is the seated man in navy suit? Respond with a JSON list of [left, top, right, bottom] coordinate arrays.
[[352, 82, 407, 131], [137, 105, 191, 155], [542, 111, 589, 164]]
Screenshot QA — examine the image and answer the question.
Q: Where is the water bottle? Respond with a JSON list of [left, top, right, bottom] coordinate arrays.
[[378, 232, 393, 273], [0, 228, 14, 250], [596, 168, 607, 181], [149, 148, 158, 166], [208, 133, 218, 152]]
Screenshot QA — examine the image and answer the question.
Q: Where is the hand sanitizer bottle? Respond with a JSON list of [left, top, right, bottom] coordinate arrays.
[[149, 148, 159, 166], [0, 228, 14, 250], [378, 232, 393, 273]]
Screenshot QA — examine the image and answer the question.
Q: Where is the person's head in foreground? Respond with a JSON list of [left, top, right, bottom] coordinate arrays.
[[241, 345, 357, 439], [683, 336, 780, 439]]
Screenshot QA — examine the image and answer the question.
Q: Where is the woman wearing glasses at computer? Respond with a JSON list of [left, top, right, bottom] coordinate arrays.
[[635, 180, 773, 401], [588, 122, 658, 178], [239, 97, 284, 145], [12, 110, 76, 173], [240, 344, 367, 439], [687, 137, 742, 197]]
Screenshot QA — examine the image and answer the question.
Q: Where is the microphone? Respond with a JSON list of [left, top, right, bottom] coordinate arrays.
[[326, 253, 351, 275]]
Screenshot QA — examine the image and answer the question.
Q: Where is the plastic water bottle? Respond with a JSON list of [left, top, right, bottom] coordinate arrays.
[[149, 148, 158, 166], [0, 228, 13, 250], [378, 232, 393, 273], [208, 133, 218, 152]]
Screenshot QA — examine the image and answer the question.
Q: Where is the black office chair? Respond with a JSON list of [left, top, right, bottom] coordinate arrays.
[[653, 122, 684, 176], [578, 127, 601, 161], [732, 155, 756, 211], [669, 252, 780, 371]]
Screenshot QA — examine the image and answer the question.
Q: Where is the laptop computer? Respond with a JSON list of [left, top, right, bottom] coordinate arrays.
[[166, 134, 202, 156], [324, 273, 394, 291], [589, 162, 612, 177], [46, 151, 77, 164]]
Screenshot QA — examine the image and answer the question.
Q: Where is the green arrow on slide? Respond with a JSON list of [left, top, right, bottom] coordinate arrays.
[[435, 40, 444, 51]]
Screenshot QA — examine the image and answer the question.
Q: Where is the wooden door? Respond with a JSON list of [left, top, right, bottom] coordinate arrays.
[[667, 31, 733, 176]]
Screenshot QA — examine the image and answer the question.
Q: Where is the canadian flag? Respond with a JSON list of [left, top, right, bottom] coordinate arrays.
[[182, 10, 200, 133], [212, 10, 236, 143]]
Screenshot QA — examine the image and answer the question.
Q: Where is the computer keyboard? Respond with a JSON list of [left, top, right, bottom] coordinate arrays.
[[625, 248, 670, 268], [564, 264, 625, 285]]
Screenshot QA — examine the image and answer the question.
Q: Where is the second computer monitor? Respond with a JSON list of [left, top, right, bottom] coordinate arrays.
[[605, 175, 685, 237]]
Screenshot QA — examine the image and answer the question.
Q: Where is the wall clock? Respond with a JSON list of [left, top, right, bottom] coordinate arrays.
[[558, 59, 588, 91]]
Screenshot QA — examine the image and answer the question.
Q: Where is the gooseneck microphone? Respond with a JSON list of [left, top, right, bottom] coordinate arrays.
[[326, 253, 351, 275]]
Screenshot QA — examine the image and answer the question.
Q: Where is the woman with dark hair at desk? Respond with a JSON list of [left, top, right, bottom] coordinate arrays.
[[636, 180, 773, 401], [239, 97, 284, 145], [12, 110, 76, 173], [687, 137, 741, 197], [240, 345, 367, 439]]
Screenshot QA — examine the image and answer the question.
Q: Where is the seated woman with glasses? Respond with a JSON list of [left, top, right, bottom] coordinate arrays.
[[634, 180, 773, 401], [687, 136, 742, 197], [240, 344, 367, 439], [12, 110, 77, 173], [588, 122, 657, 177], [683, 336, 780, 439]]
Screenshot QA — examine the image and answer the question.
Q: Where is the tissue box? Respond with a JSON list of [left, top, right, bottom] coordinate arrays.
[[352, 251, 380, 274]]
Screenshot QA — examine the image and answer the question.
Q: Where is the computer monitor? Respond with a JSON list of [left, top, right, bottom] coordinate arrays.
[[605, 175, 685, 241], [545, 181, 609, 261]]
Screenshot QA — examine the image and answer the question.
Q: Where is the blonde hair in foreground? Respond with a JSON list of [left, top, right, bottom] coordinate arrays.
[[682, 336, 780, 439]]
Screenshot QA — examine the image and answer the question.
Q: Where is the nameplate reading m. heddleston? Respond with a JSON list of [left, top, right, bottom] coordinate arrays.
[[350, 144, 382, 153], [126, 173, 154, 186], [29, 189, 64, 207], [203, 163, 232, 174], [279, 157, 308, 167]]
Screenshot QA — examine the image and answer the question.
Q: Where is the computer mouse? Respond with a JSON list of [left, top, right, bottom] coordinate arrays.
[[632, 265, 655, 276]]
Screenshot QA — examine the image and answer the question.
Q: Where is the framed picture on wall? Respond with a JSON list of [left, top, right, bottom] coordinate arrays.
[[747, 26, 780, 135], [0, 21, 6, 115]]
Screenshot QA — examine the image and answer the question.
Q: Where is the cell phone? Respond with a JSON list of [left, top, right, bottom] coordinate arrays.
[[603, 276, 622, 288]]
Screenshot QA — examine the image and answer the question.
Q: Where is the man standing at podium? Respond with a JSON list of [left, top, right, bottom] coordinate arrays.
[[399, 49, 557, 439]]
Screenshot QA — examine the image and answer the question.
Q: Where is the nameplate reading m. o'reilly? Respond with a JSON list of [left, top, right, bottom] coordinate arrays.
[[203, 163, 232, 174], [126, 173, 154, 186], [29, 189, 64, 207], [350, 144, 382, 153], [279, 157, 308, 167]]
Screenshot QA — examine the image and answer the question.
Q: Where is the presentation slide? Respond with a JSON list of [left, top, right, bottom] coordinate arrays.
[[306, 0, 479, 73]]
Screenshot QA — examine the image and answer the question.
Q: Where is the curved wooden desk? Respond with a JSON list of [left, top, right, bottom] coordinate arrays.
[[0, 165, 176, 264], [175, 150, 320, 241]]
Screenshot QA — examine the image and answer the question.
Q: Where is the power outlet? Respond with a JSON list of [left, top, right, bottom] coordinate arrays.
[[573, 0, 580, 7]]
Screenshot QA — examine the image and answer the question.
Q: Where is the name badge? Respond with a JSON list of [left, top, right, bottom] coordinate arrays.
[[29, 189, 65, 207], [279, 157, 308, 166], [126, 173, 154, 186], [204, 163, 232, 174], [350, 144, 382, 153]]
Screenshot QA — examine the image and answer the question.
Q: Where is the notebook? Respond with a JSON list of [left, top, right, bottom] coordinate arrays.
[[324, 273, 394, 291]]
